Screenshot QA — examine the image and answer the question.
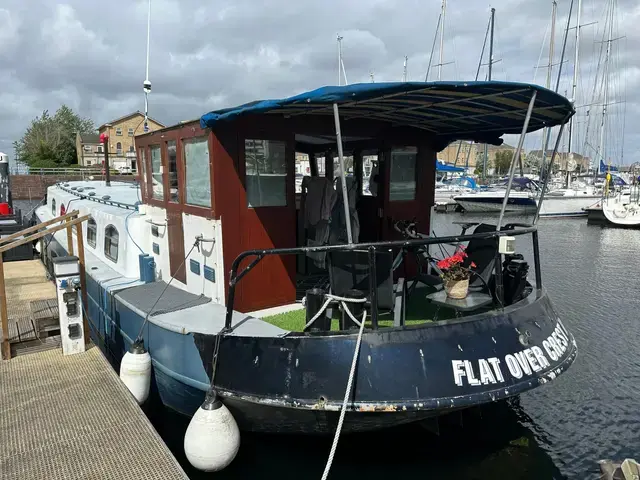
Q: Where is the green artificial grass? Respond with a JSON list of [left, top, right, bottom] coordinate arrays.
[[262, 288, 452, 332]]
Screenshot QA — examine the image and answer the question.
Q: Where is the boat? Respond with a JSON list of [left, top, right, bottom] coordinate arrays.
[[35, 81, 577, 435], [453, 175, 602, 217]]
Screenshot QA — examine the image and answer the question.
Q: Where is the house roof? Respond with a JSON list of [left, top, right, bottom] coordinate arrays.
[[97, 111, 165, 130], [78, 133, 101, 144]]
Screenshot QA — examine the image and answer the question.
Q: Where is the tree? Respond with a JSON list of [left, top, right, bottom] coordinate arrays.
[[493, 150, 513, 176], [13, 105, 94, 168]]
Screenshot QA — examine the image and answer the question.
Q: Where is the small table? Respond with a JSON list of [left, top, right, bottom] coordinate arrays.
[[426, 290, 494, 320]]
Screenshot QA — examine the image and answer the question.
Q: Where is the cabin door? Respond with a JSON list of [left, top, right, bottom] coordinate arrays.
[[236, 138, 296, 312], [166, 209, 187, 284]]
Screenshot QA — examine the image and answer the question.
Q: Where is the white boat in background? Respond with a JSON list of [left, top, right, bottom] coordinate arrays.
[[434, 176, 477, 204], [454, 177, 604, 217], [602, 186, 640, 227]]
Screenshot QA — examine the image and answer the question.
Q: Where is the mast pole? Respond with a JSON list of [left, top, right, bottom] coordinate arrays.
[[425, 13, 442, 81], [541, 1, 557, 182], [483, 8, 495, 180], [568, 0, 582, 154], [598, 1, 613, 173], [337, 34, 343, 86], [438, 0, 446, 81]]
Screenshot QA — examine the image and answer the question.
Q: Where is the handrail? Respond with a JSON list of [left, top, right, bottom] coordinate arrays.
[[224, 226, 540, 332]]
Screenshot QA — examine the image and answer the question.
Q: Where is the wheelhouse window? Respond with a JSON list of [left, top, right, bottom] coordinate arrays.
[[150, 145, 164, 200], [51, 199, 56, 215], [167, 140, 179, 202], [138, 147, 147, 182], [389, 147, 417, 201], [245, 139, 287, 207], [87, 217, 97, 248], [183, 137, 211, 208], [104, 225, 119, 262]]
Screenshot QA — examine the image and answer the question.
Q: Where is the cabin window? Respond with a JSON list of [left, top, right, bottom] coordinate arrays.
[[150, 145, 164, 200], [87, 217, 97, 248], [104, 225, 119, 262], [138, 148, 146, 182], [183, 137, 211, 208], [245, 139, 287, 207], [167, 140, 179, 202], [51, 199, 56, 216], [389, 147, 417, 201]]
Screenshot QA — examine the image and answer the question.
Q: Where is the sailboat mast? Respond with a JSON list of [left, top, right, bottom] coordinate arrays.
[[598, 2, 613, 171], [483, 8, 495, 180], [541, 1, 557, 180], [337, 35, 343, 86], [438, 0, 446, 81], [568, 0, 582, 153]]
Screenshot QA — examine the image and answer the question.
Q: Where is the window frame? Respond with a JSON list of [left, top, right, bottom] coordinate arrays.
[[389, 146, 418, 202], [115, 127, 123, 136], [128, 127, 135, 137], [87, 217, 97, 248], [166, 139, 179, 203], [149, 144, 164, 201], [104, 224, 119, 263], [183, 136, 212, 210], [116, 142, 122, 155], [244, 138, 288, 208], [51, 199, 56, 216]]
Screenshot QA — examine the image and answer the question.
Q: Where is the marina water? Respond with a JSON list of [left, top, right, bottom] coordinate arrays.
[[163, 213, 640, 480], [17, 199, 634, 479]]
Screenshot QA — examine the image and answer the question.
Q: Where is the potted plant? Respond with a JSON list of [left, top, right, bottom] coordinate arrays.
[[436, 246, 476, 299]]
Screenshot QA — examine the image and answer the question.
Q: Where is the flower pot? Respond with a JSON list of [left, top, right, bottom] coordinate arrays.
[[444, 278, 469, 299]]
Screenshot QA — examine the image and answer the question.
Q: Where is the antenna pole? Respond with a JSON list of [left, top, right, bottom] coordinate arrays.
[[142, 0, 152, 133], [403, 56, 408, 82], [438, 0, 446, 81]]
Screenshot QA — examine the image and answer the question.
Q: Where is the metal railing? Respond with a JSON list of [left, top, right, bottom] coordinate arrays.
[[224, 225, 541, 332], [10, 167, 138, 177]]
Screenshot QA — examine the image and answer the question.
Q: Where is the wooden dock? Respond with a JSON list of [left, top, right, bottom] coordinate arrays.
[[0, 259, 188, 479], [0, 345, 188, 479]]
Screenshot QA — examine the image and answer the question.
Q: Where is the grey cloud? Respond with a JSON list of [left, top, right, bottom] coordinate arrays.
[[0, 0, 638, 164]]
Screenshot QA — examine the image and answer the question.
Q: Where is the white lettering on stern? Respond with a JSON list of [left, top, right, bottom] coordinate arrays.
[[451, 325, 569, 387]]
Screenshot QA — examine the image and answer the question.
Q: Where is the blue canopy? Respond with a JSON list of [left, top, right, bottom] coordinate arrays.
[[201, 81, 574, 143], [436, 160, 465, 172]]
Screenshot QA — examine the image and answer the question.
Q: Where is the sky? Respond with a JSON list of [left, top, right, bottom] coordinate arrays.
[[0, 0, 638, 165]]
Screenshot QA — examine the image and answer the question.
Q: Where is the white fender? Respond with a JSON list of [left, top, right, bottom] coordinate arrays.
[[184, 392, 240, 472], [119, 341, 151, 404]]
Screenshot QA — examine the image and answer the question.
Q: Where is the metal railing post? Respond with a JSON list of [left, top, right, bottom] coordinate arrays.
[[532, 230, 543, 290], [497, 90, 537, 231], [368, 247, 379, 330]]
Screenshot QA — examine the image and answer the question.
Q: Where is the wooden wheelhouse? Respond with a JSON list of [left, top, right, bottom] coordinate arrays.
[[134, 82, 573, 314]]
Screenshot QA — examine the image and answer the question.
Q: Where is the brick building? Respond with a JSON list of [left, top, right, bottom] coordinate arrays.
[[97, 112, 164, 172], [75, 133, 103, 167]]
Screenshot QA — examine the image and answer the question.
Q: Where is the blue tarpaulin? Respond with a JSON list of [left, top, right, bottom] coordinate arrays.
[[436, 160, 465, 172], [200, 81, 574, 143]]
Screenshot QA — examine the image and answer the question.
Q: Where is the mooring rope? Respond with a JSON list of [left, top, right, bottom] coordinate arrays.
[[134, 237, 201, 342], [303, 294, 367, 330], [320, 298, 367, 480]]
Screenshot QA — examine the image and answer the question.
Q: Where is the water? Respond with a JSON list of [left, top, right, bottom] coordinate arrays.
[[148, 213, 640, 479], [24, 194, 638, 478]]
